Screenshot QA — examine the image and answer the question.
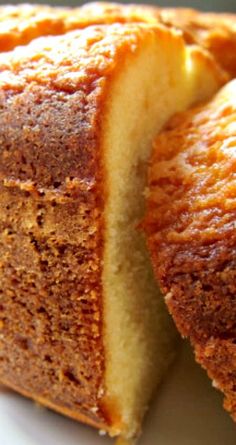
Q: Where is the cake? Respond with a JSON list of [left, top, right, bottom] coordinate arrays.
[[0, 4, 73, 51], [0, 3, 236, 77], [157, 8, 236, 77], [144, 79, 236, 423], [0, 18, 226, 440], [80, 3, 236, 77]]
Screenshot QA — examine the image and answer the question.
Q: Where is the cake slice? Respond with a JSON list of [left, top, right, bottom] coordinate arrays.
[[0, 3, 236, 77], [144, 79, 236, 423], [0, 23, 225, 440]]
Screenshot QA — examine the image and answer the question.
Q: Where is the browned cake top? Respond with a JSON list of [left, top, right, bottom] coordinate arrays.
[[145, 80, 236, 338], [0, 2, 235, 76], [0, 22, 153, 89], [80, 3, 236, 77], [144, 80, 236, 420], [158, 8, 236, 77], [0, 4, 74, 51], [146, 81, 236, 249], [0, 2, 157, 52]]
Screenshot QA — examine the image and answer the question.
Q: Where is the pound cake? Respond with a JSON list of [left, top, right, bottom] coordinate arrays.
[[0, 3, 236, 77], [0, 18, 226, 440], [144, 79, 236, 422], [80, 3, 236, 76], [157, 8, 236, 78]]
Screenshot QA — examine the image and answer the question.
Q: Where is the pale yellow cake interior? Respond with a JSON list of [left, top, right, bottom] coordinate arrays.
[[101, 26, 224, 439]]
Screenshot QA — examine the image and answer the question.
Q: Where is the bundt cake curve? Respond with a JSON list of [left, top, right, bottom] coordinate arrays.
[[144, 78, 236, 423]]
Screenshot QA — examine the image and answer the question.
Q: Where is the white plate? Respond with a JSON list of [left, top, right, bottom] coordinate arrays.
[[0, 341, 235, 445]]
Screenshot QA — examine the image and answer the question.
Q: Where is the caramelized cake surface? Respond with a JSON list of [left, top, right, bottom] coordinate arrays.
[[145, 79, 236, 422], [0, 2, 235, 76]]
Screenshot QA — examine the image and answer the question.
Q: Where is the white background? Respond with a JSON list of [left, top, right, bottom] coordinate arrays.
[[0, 342, 235, 445]]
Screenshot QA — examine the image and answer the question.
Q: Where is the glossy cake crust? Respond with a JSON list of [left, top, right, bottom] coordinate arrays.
[[144, 80, 236, 421], [157, 8, 236, 77], [0, 3, 235, 76]]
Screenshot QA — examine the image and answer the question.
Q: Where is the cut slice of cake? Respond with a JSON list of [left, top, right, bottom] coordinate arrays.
[[144, 79, 236, 423], [0, 22, 225, 440]]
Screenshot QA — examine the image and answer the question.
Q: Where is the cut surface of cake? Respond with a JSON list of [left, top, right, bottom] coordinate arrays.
[[0, 18, 226, 441], [144, 79, 236, 423], [0, 2, 236, 77]]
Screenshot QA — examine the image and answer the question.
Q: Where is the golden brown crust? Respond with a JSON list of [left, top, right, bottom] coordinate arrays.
[[0, 3, 235, 76], [82, 4, 236, 77], [0, 2, 158, 52], [0, 377, 107, 430], [158, 8, 236, 77], [0, 23, 156, 433], [144, 79, 236, 421], [0, 4, 72, 51]]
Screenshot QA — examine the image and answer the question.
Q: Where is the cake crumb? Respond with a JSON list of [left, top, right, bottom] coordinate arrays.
[[164, 292, 173, 303], [99, 429, 106, 436], [212, 379, 219, 389]]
